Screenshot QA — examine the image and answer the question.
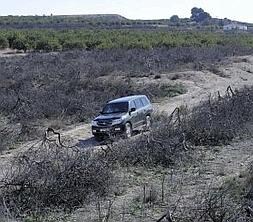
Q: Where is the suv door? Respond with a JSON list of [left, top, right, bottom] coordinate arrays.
[[129, 100, 139, 129], [141, 96, 152, 116], [134, 98, 145, 127]]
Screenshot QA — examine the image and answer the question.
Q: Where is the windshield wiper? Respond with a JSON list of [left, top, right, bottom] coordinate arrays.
[[102, 111, 126, 114], [111, 111, 126, 113]]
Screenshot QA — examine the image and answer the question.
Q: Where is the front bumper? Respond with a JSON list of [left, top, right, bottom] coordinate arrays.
[[92, 124, 125, 136]]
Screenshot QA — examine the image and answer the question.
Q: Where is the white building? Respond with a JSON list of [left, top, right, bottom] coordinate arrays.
[[223, 23, 248, 31]]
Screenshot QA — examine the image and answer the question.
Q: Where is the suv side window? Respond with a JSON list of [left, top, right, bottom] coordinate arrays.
[[129, 100, 136, 110], [141, 97, 149, 106], [134, 98, 144, 109]]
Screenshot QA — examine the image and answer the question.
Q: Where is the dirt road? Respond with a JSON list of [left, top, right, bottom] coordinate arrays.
[[0, 48, 27, 58]]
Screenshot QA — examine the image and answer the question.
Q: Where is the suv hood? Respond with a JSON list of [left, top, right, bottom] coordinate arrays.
[[94, 112, 127, 121]]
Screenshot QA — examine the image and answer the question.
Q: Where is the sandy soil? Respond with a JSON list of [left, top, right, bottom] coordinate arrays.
[[0, 49, 27, 58]]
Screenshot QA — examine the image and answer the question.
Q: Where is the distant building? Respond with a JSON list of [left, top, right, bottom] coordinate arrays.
[[223, 23, 248, 31]]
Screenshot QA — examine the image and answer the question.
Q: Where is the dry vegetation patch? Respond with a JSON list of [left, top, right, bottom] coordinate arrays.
[[0, 140, 114, 218], [1, 86, 253, 220]]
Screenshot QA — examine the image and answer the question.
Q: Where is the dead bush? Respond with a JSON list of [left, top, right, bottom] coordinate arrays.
[[107, 86, 253, 168], [193, 187, 242, 222], [107, 112, 189, 167], [0, 45, 252, 149], [191, 164, 253, 222], [0, 49, 189, 150], [0, 118, 22, 152], [184, 87, 253, 146], [245, 164, 253, 209], [0, 140, 114, 217]]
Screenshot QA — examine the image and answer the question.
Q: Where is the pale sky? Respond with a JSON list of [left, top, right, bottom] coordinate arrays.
[[0, 0, 253, 23]]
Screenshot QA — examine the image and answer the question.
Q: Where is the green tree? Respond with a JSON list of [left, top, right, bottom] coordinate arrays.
[[62, 40, 85, 50], [0, 36, 9, 49], [191, 7, 211, 23], [170, 15, 180, 23], [35, 38, 62, 52], [12, 36, 30, 52], [6, 31, 19, 48]]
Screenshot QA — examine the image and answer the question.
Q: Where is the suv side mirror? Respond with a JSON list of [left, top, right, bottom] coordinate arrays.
[[129, 107, 136, 114]]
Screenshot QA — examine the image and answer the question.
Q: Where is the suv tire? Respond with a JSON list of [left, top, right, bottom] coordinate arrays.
[[94, 135, 104, 142]]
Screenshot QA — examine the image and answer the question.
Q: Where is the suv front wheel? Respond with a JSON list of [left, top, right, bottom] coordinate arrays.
[[94, 135, 104, 142], [125, 122, 132, 138]]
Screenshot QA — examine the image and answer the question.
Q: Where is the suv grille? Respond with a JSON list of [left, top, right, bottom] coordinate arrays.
[[97, 119, 112, 126]]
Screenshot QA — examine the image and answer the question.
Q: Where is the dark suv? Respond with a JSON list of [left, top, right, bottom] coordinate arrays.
[[91, 95, 153, 140]]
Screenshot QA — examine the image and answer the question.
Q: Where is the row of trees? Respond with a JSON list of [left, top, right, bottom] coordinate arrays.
[[0, 30, 253, 52]]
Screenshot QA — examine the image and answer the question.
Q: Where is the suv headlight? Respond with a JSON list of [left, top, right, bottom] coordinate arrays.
[[112, 118, 123, 125], [91, 120, 98, 126]]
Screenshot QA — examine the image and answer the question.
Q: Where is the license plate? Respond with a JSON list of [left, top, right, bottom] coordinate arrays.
[[100, 129, 108, 132]]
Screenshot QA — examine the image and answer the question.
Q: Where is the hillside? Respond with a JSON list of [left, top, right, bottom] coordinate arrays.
[[0, 9, 252, 31], [58, 14, 127, 20], [0, 14, 128, 29]]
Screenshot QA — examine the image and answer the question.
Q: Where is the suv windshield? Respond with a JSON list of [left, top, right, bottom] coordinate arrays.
[[102, 102, 129, 114]]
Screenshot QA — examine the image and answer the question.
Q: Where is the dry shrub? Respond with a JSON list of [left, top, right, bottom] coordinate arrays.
[[107, 113, 188, 167], [0, 120, 22, 152], [246, 164, 253, 208], [0, 141, 113, 217], [192, 187, 242, 222], [0, 45, 251, 148], [108, 86, 253, 168], [185, 87, 253, 146], [0, 75, 183, 153], [1, 86, 253, 219], [191, 164, 253, 222]]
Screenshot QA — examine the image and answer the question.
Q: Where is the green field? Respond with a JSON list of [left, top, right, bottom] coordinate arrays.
[[0, 30, 253, 52]]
